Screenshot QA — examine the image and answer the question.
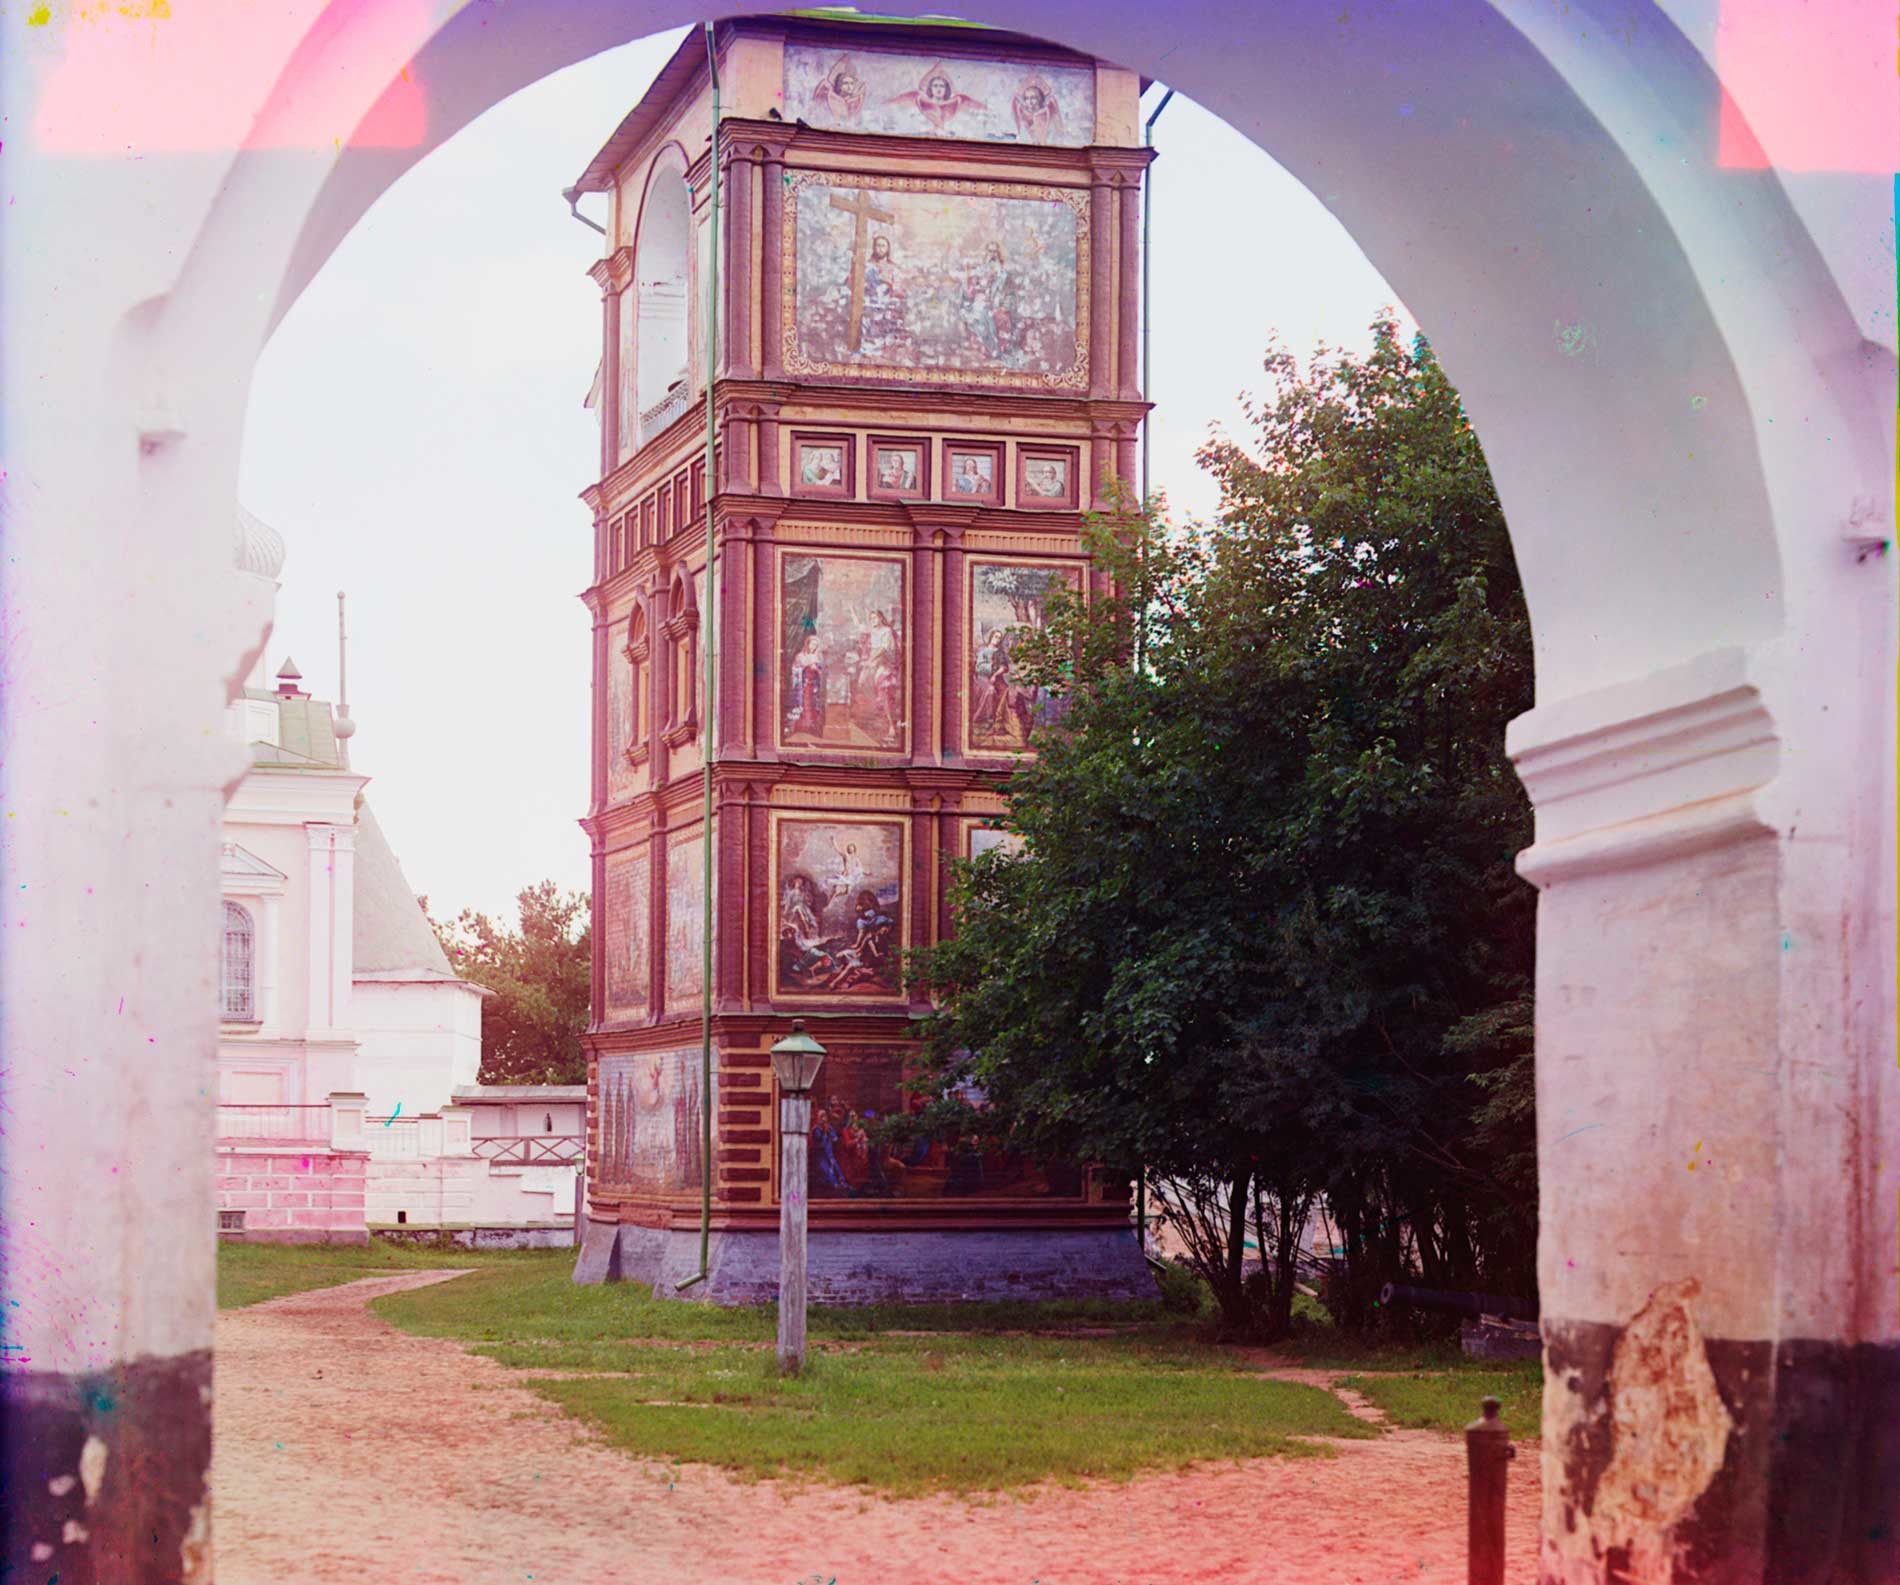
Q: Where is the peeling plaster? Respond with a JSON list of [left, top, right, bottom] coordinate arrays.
[[1545, 1279, 1735, 1583]]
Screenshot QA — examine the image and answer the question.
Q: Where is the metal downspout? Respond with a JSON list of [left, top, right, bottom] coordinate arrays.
[[676, 19, 721, 1292]]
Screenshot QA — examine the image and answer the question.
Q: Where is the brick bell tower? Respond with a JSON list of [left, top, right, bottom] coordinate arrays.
[[572, 15, 1152, 1301]]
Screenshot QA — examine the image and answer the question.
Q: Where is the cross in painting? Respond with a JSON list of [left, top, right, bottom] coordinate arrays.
[[828, 188, 895, 352]]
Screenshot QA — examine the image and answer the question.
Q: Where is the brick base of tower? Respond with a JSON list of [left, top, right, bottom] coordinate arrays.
[[573, 1220, 1154, 1305]]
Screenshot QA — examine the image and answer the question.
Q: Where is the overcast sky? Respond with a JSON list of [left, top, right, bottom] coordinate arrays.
[[239, 28, 1406, 923]]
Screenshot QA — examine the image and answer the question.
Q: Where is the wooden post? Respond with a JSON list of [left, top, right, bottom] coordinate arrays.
[[777, 1091, 811, 1373], [572, 1165, 585, 1248], [1466, 1395, 1514, 1585]]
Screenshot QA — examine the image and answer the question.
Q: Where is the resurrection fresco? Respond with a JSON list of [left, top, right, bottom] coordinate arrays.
[[606, 617, 637, 804], [784, 44, 1095, 147], [664, 828, 707, 1014], [779, 552, 908, 753], [774, 817, 905, 998], [966, 561, 1082, 754], [602, 845, 651, 1019], [788, 175, 1088, 387], [800, 1049, 1080, 1202], [597, 1047, 707, 1194]]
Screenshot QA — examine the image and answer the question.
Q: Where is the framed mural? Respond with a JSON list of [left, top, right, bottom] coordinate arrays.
[[605, 615, 639, 804], [792, 431, 855, 499], [784, 44, 1096, 147], [867, 435, 929, 501], [777, 550, 909, 755], [944, 441, 1003, 506], [966, 823, 1027, 861], [602, 845, 652, 1019], [964, 559, 1084, 756], [786, 174, 1090, 389], [596, 1047, 707, 1196], [783, 1047, 1083, 1203], [663, 826, 709, 1014], [770, 815, 908, 1001], [1016, 445, 1079, 510]]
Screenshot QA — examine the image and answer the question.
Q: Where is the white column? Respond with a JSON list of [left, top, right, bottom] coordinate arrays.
[[329, 822, 357, 1036], [257, 891, 281, 1033], [306, 825, 336, 1035]]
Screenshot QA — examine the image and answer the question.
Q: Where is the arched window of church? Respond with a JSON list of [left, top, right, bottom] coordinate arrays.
[[632, 150, 693, 452], [625, 604, 650, 763], [662, 571, 699, 742], [221, 901, 256, 1022]]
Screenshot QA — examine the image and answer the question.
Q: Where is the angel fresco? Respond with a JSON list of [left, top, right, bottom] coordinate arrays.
[[1011, 73, 1063, 144], [809, 54, 867, 125], [889, 62, 986, 134]]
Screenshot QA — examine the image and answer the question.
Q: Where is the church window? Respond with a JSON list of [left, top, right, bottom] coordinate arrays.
[[624, 604, 651, 766], [658, 484, 672, 539], [661, 572, 700, 745], [221, 901, 256, 1021]]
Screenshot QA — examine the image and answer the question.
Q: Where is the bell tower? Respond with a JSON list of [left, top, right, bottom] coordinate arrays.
[[573, 16, 1152, 1300]]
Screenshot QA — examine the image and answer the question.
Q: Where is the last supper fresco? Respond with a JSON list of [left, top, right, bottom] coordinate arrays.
[[791, 177, 1084, 383]]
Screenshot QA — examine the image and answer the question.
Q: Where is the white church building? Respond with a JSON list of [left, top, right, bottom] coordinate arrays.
[[215, 508, 582, 1244]]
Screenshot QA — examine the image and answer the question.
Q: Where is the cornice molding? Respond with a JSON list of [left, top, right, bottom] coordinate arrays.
[[1510, 646, 1779, 886]]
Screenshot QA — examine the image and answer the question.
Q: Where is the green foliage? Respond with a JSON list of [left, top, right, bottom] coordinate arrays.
[[1153, 1258, 1214, 1318], [909, 318, 1537, 1338], [429, 881, 591, 1084], [371, 1264, 1371, 1495]]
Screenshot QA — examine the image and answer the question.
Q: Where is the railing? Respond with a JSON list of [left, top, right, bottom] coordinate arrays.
[[638, 383, 689, 445], [472, 1135, 584, 1168], [216, 1104, 330, 1142], [366, 1116, 422, 1160]]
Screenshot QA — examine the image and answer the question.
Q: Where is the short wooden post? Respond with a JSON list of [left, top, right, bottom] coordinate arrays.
[[1466, 1395, 1514, 1585], [572, 1167, 585, 1248], [777, 1091, 811, 1373]]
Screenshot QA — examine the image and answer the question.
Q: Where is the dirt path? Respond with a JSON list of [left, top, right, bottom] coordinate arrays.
[[212, 1272, 1541, 1585]]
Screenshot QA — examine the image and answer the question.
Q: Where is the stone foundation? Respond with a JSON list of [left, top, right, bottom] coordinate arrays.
[[215, 1147, 369, 1243], [573, 1221, 1155, 1305]]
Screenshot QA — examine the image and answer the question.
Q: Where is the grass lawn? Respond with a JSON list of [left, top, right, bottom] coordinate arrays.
[[1338, 1361, 1543, 1438], [366, 1264, 1376, 1495], [215, 1237, 560, 1311]]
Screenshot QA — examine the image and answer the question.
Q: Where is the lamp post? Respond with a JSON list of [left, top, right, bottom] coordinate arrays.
[[770, 1019, 826, 1374]]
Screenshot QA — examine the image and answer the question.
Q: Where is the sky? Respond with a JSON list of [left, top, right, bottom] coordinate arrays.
[[239, 28, 1406, 924]]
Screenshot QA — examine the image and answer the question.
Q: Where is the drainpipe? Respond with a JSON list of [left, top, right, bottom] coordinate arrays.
[[676, 19, 721, 1294], [562, 185, 608, 236], [1139, 87, 1173, 509], [1135, 86, 1171, 1272]]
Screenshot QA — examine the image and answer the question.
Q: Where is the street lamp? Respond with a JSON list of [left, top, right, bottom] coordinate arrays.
[[770, 1019, 826, 1374]]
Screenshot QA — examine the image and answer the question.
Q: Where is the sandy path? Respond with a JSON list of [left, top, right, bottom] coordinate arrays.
[[212, 1271, 1540, 1585]]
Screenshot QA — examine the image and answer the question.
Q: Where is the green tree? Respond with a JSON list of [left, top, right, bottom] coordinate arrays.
[[429, 881, 592, 1085], [908, 318, 1536, 1338]]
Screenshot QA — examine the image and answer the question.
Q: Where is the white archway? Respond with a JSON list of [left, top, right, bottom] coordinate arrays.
[[3, 4, 1892, 1579]]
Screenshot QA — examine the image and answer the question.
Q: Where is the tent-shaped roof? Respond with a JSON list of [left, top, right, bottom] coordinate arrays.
[[352, 801, 459, 982]]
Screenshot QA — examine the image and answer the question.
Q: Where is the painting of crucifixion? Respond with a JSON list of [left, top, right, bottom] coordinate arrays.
[[791, 178, 1085, 384]]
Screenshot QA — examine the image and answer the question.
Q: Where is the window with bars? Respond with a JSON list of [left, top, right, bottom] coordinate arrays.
[[218, 1210, 246, 1232], [221, 900, 256, 1021]]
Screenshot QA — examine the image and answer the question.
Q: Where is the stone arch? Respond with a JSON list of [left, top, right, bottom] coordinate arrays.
[[4, 5, 1892, 1581], [628, 142, 695, 448]]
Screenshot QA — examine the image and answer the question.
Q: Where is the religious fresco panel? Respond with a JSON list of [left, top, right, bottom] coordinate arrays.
[[605, 618, 638, 805], [784, 44, 1095, 147], [798, 1047, 1083, 1203], [778, 551, 908, 755], [664, 828, 708, 1014], [596, 1047, 708, 1195], [788, 176, 1087, 387], [967, 824, 1026, 861], [602, 845, 651, 1019], [965, 560, 1083, 755], [772, 816, 906, 999]]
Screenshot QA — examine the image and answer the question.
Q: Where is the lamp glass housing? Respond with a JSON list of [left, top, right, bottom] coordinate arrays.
[[770, 1026, 827, 1096]]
